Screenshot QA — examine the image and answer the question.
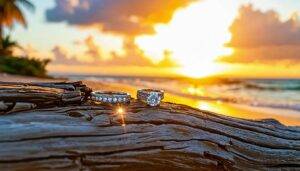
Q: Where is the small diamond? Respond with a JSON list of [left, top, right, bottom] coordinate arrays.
[[118, 97, 123, 102], [99, 97, 102, 101], [147, 92, 160, 106], [113, 97, 117, 103], [123, 97, 126, 102], [108, 97, 112, 102], [103, 97, 107, 102]]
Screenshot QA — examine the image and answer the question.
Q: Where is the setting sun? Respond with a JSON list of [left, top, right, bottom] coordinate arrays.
[[136, 0, 238, 78]]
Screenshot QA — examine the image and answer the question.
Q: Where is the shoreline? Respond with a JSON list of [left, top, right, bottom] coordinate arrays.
[[83, 80, 300, 126], [1, 73, 299, 126]]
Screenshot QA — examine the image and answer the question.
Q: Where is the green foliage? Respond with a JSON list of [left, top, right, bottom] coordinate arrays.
[[0, 56, 50, 77], [0, 1, 42, 77], [0, 35, 19, 56], [2, 35, 18, 49]]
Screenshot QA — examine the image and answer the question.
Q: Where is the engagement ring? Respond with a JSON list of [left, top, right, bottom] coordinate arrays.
[[90, 91, 131, 104], [137, 89, 164, 106]]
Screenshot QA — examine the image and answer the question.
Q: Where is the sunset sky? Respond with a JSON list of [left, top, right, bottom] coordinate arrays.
[[9, 0, 300, 78]]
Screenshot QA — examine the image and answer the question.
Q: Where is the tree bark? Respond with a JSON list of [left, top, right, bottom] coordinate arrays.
[[0, 82, 299, 170]]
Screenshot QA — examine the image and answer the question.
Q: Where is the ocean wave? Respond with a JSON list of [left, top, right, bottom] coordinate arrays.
[[71, 75, 300, 112], [242, 82, 300, 91], [248, 101, 300, 111]]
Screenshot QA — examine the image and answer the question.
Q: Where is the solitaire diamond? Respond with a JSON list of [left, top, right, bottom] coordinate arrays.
[[146, 92, 161, 106]]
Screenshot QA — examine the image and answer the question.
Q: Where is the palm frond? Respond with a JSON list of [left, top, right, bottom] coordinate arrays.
[[2, 1, 16, 26], [0, 0, 33, 27], [11, 2, 27, 27], [2, 35, 17, 48], [16, 0, 35, 12]]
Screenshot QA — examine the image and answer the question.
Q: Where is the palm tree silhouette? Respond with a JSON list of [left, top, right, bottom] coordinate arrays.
[[1, 35, 20, 55], [0, 0, 34, 50]]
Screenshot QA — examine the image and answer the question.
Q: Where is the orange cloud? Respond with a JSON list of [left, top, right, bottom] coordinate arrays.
[[228, 4, 300, 48], [220, 45, 300, 63], [221, 4, 300, 63], [46, 0, 195, 36], [84, 36, 102, 60], [48, 36, 180, 68], [13, 44, 53, 60], [49, 37, 154, 66], [106, 38, 154, 66], [52, 46, 83, 65]]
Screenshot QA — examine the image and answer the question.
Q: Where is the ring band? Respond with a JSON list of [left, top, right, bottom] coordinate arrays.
[[90, 91, 131, 104], [137, 89, 164, 106]]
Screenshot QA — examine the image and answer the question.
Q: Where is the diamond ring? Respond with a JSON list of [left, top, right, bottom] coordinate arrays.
[[137, 89, 164, 106], [90, 91, 131, 104]]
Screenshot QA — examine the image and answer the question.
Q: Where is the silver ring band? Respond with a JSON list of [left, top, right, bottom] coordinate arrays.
[[137, 89, 164, 106], [91, 91, 131, 104]]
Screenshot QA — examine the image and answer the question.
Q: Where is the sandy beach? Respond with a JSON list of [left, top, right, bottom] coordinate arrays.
[[1, 73, 299, 126]]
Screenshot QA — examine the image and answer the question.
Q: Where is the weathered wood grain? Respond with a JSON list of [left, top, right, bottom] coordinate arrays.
[[0, 82, 299, 170], [0, 100, 299, 170], [0, 81, 91, 114]]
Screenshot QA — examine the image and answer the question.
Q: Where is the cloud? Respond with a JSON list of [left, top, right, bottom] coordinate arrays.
[[50, 37, 180, 67], [157, 50, 179, 67], [220, 45, 300, 63], [84, 36, 102, 60], [105, 38, 154, 66], [13, 44, 53, 60], [227, 4, 300, 48], [46, 0, 194, 36], [51, 46, 84, 65], [49, 37, 154, 66], [220, 4, 300, 63]]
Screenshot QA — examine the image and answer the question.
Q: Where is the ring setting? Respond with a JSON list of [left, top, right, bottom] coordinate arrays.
[[90, 91, 131, 104], [137, 89, 164, 106]]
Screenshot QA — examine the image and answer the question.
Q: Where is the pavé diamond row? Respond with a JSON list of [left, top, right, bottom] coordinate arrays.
[[90, 91, 131, 104]]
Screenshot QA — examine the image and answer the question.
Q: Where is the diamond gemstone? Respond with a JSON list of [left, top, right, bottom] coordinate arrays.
[[147, 92, 160, 106], [113, 97, 117, 103], [118, 97, 123, 102], [103, 97, 107, 102], [108, 97, 112, 102]]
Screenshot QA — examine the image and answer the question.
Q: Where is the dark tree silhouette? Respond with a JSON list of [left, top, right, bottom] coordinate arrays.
[[0, 0, 34, 50]]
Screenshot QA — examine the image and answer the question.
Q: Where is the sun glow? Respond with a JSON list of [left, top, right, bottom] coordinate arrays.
[[116, 107, 126, 127], [136, 0, 239, 78]]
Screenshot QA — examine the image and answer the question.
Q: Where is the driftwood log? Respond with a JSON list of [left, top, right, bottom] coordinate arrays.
[[0, 81, 91, 114], [0, 82, 299, 170]]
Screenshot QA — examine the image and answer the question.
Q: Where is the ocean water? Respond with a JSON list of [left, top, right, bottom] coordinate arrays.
[[67, 75, 300, 114]]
